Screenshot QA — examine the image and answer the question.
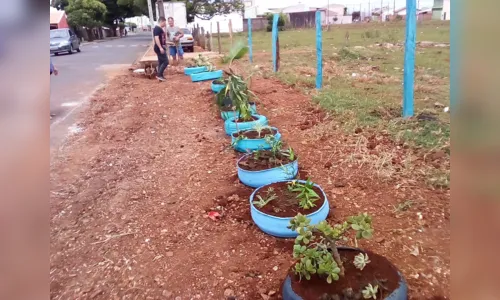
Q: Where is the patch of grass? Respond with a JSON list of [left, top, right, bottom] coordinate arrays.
[[393, 200, 414, 213], [426, 169, 450, 189]]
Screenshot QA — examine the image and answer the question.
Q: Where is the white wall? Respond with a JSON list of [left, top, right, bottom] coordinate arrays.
[[442, 0, 450, 20], [190, 13, 244, 33]]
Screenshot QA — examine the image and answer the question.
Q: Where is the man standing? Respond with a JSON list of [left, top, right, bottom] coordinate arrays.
[[50, 58, 58, 120], [166, 17, 184, 64], [153, 17, 168, 82]]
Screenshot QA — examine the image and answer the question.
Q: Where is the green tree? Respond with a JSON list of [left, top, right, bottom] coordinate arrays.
[[135, 0, 243, 23], [51, 0, 69, 10], [66, 0, 107, 40]]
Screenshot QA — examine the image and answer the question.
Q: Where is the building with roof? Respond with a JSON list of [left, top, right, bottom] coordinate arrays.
[[50, 9, 69, 30]]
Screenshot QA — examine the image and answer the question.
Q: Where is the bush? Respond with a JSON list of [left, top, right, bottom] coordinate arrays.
[[265, 13, 286, 32]]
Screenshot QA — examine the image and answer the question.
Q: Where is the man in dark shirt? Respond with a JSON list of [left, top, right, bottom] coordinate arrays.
[[153, 17, 168, 81]]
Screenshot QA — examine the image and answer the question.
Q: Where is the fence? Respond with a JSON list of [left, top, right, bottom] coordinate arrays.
[[243, 17, 268, 32], [287, 11, 318, 29]]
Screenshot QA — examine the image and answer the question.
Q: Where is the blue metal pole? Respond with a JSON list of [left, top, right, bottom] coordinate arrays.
[[449, 0, 456, 111], [272, 14, 279, 72], [248, 18, 253, 63], [402, 0, 416, 118], [315, 10, 323, 89]]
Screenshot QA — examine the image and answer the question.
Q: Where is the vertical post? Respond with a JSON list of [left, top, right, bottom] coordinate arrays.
[[402, 0, 416, 118], [393, 0, 396, 16], [380, 0, 383, 21], [147, 0, 155, 39], [450, 0, 456, 110], [368, 0, 371, 20], [157, 0, 165, 18], [315, 10, 322, 89], [210, 22, 213, 52], [248, 18, 253, 63], [229, 19, 233, 47], [272, 13, 279, 72], [217, 21, 221, 54]]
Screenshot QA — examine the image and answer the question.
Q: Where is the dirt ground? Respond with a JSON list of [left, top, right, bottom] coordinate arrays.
[[50, 66, 450, 299]]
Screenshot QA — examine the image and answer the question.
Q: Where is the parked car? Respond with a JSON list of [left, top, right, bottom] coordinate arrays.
[[50, 28, 81, 55], [180, 28, 194, 52]]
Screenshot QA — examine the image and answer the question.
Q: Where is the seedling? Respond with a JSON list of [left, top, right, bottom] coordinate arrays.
[[190, 54, 214, 71], [288, 213, 374, 284], [353, 253, 371, 271], [287, 179, 320, 209], [362, 284, 379, 299], [253, 187, 278, 208], [252, 123, 272, 138]]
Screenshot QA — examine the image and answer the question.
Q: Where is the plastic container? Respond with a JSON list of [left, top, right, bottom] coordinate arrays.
[[221, 103, 257, 121], [237, 154, 298, 188], [224, 114, 267, 136], [231, 127, 281, 153], [281, 247, 408, 300], [191, 70, 223, 82], [184, 66, 207, 75], [211, 80, 226, 93], [249, 180, 329, 238]]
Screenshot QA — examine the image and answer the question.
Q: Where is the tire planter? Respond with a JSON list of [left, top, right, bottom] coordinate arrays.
[[224, 114, 267, 136], [211, 80, 226, 93], [184, 66, 207, 75], [237, 154, 298, 188], [281, 247, 408, 300], [231, 127, 281, 153], [191, 70, 223, 82], [249, 180, 329, 238], [221, 103, 257, 121]]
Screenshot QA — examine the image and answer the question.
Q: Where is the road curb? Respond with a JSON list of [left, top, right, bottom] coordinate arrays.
[[81, 37, 122, 46]]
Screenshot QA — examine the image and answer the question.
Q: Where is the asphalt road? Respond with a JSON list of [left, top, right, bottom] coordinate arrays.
[[50, 32, 152, 150]]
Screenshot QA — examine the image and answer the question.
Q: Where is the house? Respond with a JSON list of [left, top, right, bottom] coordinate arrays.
[[50, 9, 69, 30], [371, 6, 392, 21], [432, 0, 450, 20]]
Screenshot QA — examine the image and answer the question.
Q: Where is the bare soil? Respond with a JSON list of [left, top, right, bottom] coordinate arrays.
[[50, 68, 450, 299], [290, 249, 400, 299], [254, 182, 325, 218], [232, 128, 277, 139], [238, 151, 296, 172]]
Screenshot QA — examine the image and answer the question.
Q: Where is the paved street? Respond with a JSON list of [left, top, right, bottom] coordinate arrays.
[[50, 32, 152, 150]]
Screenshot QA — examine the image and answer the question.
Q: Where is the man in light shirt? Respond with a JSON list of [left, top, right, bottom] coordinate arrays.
[[166, 17, 184, 63]]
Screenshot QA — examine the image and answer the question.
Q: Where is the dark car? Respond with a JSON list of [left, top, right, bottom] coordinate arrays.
[[50, 28, 81, 55]]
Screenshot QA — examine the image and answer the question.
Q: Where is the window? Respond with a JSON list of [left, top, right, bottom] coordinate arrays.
[[50, 29, 69, 39], [182, 28, 191, 34]]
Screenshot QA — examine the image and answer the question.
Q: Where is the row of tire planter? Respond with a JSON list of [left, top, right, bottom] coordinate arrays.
[[187, 66, 407, 299]]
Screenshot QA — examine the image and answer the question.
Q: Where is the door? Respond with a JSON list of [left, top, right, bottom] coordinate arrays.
[[69, 29, 78, 48]]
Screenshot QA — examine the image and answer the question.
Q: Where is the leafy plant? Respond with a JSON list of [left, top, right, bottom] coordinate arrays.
[[252, 123, 271, 138], [288, 179, 320, 209], [353, 253, 371, 271], [253, 187, 277, 208], [288, 213, 374, 284], [362, 284, 379, 299], [190, 54, 214, 71], [216, 41, 257, 122]]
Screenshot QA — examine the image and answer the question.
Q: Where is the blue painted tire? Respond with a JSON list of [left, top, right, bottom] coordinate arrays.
[[282, 247, 408, 300], [221, 103, 257, 121], [211, 80, 226, 93], [237, 154, 298, 188], [249, 180, 329, 238], [231, 127, 281, 153], [184, 66, 207, 75], [224, 114, 267, 136], [191, 70, 223, 82]]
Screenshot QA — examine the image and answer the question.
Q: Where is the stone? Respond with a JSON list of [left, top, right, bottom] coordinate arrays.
[[224, 289, 235, 297], [162, 290, 173, 297]]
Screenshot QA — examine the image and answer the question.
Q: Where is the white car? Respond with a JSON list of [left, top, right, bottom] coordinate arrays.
[[180, 28, 194, 52]]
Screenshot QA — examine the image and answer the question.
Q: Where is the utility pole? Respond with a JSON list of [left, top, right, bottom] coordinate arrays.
[[393, 0, 396, 16], [368, 0, 371, 20], [147, 0, 154, 36]]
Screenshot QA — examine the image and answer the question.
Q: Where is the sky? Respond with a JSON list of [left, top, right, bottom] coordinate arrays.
[[253, 0, 435, 11]]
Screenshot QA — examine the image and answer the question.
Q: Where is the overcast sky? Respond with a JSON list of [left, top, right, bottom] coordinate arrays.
[[253, 0, 435, 11]]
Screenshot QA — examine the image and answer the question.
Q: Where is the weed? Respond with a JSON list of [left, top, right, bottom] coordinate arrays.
[[253, 187, 278, 208]]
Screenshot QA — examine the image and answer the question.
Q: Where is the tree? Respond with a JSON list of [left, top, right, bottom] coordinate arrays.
[[100, 0, 141, 35], [135, 0, 243, 23], [51, 0, 69, 10], [66, 0, 107, 40]]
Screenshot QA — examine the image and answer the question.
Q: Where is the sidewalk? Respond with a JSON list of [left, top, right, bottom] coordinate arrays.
[[80, 36, 122, 46]]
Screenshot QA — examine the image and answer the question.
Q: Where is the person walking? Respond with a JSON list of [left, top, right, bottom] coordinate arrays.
[[166, 17, 184, 64], [153, 17, 168, 82]]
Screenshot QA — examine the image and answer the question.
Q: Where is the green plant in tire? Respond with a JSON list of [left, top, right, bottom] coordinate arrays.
[[288, 213, 373, 283], [253, 187, 278, 208], [216, 41, 257, 123], [287, 179, 320, 209], [189, 54, 215, 71], [362, 283, 379, 299]]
